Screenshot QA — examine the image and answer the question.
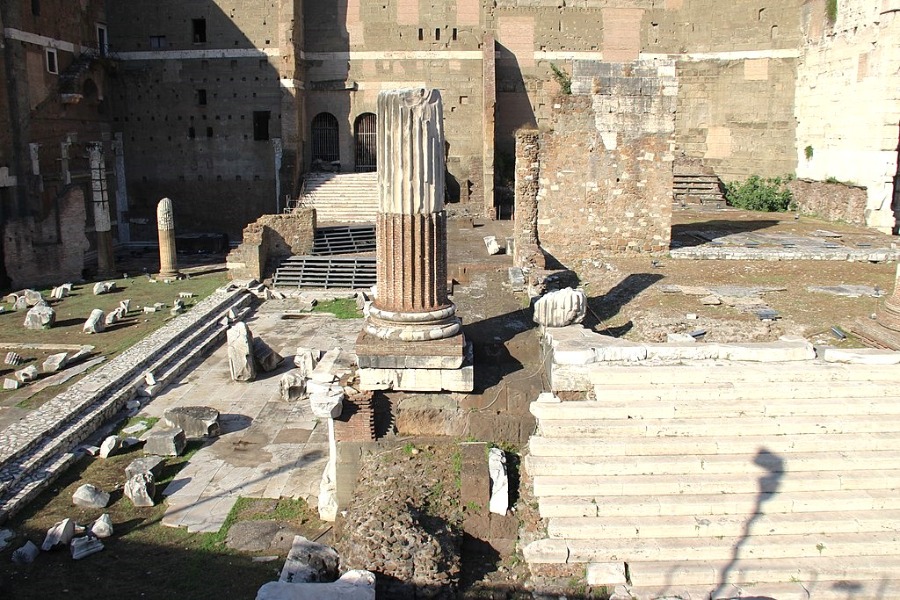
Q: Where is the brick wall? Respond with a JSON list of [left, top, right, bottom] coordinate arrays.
[[226, 207, 316, 280], [789, 179, 868, 227], [513, 129, 543, 269], [536, 60, 675, 265]]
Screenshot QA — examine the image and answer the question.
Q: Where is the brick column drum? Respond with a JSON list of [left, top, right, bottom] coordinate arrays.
[[156, 197, 181, 279], [89, 142, 116, 278], [356, 88, 473, 393]]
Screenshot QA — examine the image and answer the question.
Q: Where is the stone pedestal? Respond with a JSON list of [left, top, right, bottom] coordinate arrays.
[[156, 197, 181, 279], [356, 88, 472, 392], [877, 264, 900, 331]]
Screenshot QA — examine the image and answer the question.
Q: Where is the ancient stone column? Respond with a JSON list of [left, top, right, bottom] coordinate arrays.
[[89, 142, 115, 278], [877, 263, 900, 331], [364, 88, 459, 342], [156, 198, 181, 279]]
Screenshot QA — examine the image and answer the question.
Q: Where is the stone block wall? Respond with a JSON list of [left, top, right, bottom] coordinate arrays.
[[226, 208, 316, 281], [794, 0, 900, 233], [789, 179, 868, 227], [535, 60, 675, 265]]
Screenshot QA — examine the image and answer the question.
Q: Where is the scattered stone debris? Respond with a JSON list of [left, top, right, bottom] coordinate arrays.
[[280, 370, 308, 402], [11, 540, 39, 565], [533, 287, 587, 327], [41, 518, 76, 551], [4, 351, 23, 366], [42, 352, 69, 373], [90, 514, 114, 539], [125, 456, 164, 480], [178, 292, 194, 299], [227, 321, 257, 382], [72, 484, 110, 509], [279, 535, 340, 583], [99, 435, 122, 459], [104, 310, 120, 326], [15, 365, 39, 383], [293, 347, 321, 377], [308, 383, 344, 419], [488, 447, 509, 516], [143, 305, 157, 314], [257, 570, 376, 600], [119, 299, 131, 313], [92, 281, 117, 295], [483, 235, 501, 255], [70, 535, 104, 560], [163, 406, 221, 439], [3, 378, 21, 390], [808, 284, 883, 298], [24, 302, 56, 330], [0, 528, 14, 551], [12, 295, 28, 311], [50, 285, 69, 300], [23, 289, 43, 306], [253, 337, 284, 372], [83, 309, 106, 334], [144, 427, 186, 456], [124, 471, 156, 507]]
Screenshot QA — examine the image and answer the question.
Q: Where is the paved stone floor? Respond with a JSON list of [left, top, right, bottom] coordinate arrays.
[[142, 308, 364, 532]]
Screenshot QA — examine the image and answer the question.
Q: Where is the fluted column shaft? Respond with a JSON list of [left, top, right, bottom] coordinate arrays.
[[157, 197, 180, 278]]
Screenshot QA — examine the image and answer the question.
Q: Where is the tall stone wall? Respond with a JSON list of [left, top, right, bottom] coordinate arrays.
[[795, 0, 900, 233], [536, 60, 675, 265]]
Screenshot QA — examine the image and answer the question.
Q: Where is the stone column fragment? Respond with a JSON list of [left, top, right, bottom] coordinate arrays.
[[89, 142, 115, 278], [156, 197, 180, 279], [365, 88, 460, 342]]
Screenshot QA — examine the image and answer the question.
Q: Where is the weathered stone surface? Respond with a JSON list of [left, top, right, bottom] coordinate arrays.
[[42, 352, 69, 373], [586, 562, 628, 586], [12, 295, 27, 311], [666, 333, 697, 343], [483, 235, 501, 255], [90, 514, 114, 538], [163, 406, 221, 438], [280, 370, 307, 402], [125, 456, 165, 480], [70, 536, 104, 560], [253, 337, 284, 373], [533, 287, 587, 328], [50, 285, 69, 300], [144, 427, 186, 456], [0, 528, 13, 550], [24, 289, 43, 306], [488, 447, 509, 516], [104, 310, 120, 326], [15, 365, 39, 383], [278, 535, 340, 583], [124, 471, 156, 507], [309, 384, 344, 419], [73, 484, 110, 508], [24, 303, 56, 329], [227, 322, 257, 382], [92, 281, 116, 295], [42, 518, 76, 550], [3, 378, 20, 390], [522, 539, 569, 564], [99, 435, 122, 459], [226, 521, 300, 553], [83, 309, 106, 334], [256, 570, 376, 600], [822, 347, 900, 365], [4, 351, 22, 365], [11, 541, 40, 565], [119, 299, 131, 313], [358, 364, 474, 393], [293, 347, 321, 376]]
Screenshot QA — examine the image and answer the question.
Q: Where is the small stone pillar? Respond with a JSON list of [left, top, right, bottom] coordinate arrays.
[[89, 143, 115, 278], [513, 129, 545, 270], [156, 198, 181, 279], [356, 88, 472, 392], [877, 264, 900, 331]]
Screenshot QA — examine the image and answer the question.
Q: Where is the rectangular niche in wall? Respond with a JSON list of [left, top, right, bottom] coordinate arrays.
[[193, 18, 207, 44], [253, 111, 270, 141]]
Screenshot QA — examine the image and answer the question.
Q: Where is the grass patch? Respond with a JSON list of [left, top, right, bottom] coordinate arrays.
[[725, 174, 795, 212], [311, 298, 361, 319]]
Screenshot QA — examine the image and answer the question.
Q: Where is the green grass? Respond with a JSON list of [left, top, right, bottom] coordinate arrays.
[[311, 298, 361, 319]]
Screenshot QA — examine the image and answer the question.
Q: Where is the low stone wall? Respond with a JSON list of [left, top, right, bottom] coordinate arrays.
[[227, 208, 316, 280], [789, 179, 868, 226]]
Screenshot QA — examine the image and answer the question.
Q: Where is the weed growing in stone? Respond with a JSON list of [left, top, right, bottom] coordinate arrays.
[[312, 298, 361, 319]]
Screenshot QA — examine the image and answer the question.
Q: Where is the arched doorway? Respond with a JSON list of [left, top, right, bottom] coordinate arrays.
[[311, 112, 340, 165], [354, 113, 377, 172]]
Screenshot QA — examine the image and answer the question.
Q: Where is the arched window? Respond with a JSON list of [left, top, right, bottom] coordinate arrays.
[[354, 113, 377, 172], [311, 112, 339, 164]]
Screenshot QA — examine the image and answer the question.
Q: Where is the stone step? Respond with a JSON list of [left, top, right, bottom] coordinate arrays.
[[624, 555, 900, 587], [546, 509, 900, 540], [590, 380, 899, 402], [612, 581, 900, 600], [525, 449, 900, 478], [535, 489, 900, 518], [525, 529, 900, 563], [532, 469, 900, 498], [531, 396, 900, 420], [582, 363, 900, 385], [529, 432, 900, 457], [537, 415, 900, 438]]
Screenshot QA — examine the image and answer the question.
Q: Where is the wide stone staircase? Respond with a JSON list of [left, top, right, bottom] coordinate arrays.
[[272, 225, 376, 289], [673, 173, 726, 207], [524, 362, 900, 599], [300, 172, 378, 224]]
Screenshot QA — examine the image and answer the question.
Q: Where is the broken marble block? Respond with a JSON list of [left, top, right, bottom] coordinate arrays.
[[24, 289, 43, 306], [253, 337, 284, 373], [92, 281, 117, 295], [144, 427, 186, 456], [83, 309, 106, 334], [125, 456, 165, 481], [15, 365, 39, 383], [293, 347, 321, 377], [483, 235, 501, 255], [124, 471, 156, 507], [99, 435, 122, 459], [163, 406, 221, 439], [11, 541, 40, 565], [533, 287, 587, 328], [24, 303, 56, 330], [258, 570, 376, 600], [227, 321, 257, 382], [50, 285, 69, 300], [42, 352, 69, 373], [104, 310, 120, 326], [3, 378, 20, 390], [308, 383, 344, 419], [70, 536, 104, 560], [4, 351, 23, 366], [12, 295, 28, 311], [41, 518, 76, 551], [278, 535, 340, 583], [280, 370, 308, 402], [73, 484, 110, 509], [119, 299, 131, 313], [488, 447, 509, 516], [90, 514, 114, 538]]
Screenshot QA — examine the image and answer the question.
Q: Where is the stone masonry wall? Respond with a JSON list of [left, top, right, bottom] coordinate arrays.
[[789, 179, 868, 227], [226, 207, 316, 281], [536, 59, 675, 265], [513, 129, 543, 270], [794, 0, 900, 233]]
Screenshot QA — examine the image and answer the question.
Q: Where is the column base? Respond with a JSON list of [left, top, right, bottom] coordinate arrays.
[[877, 299, 900, 332], [356, 335, 473, 392], [156, 271, 185, 281]]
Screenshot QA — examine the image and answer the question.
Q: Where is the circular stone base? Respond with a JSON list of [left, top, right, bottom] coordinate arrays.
[[877, 299, 900, 332], [364, 304, 460, 341]]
